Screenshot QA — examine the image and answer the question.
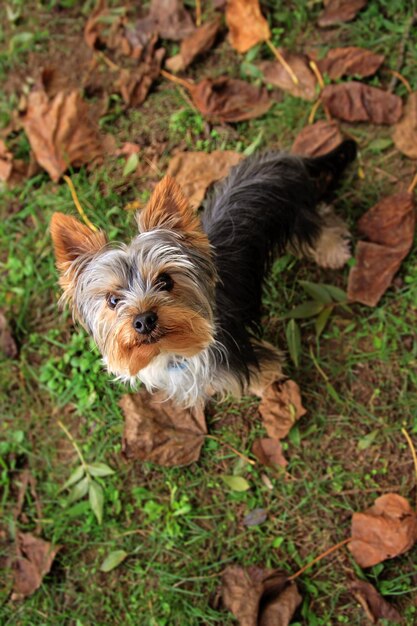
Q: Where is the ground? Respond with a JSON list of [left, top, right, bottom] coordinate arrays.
[[1, 1, 417, 625]]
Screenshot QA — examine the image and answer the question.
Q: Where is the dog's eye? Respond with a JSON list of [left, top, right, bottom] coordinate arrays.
[[155, 272, 174, 292], [106, 293, 122, 309]]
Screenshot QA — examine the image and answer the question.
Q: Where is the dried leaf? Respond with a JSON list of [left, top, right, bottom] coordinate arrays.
[[226, 0, 270, 53], [259, 380, 306, 440], [317, 47, 384, 80], [148, 0, 195, 41], [12, 533, 61, 599], [392, 91, 417, 159], [259, 54, 317, 101], [348, 493, 417, 568], [318, 0, 368, 28], [252, 438, 288, 468], [166, 17, 221, 72], [221, 565, 301, 626], [166, 150, 242, 208], [116, 41, 165, 107], [348, 192, 415, 306], [120, 389, 207, 467], [348, 578, 402, 624], [22, 89, 104, 182], [291, 120, 344, 157], [189, 77, 272, 123], [0, 310, 18, 358], [321, 83, 402, 125]]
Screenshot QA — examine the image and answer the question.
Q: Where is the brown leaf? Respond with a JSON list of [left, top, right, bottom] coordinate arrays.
[[189, 77, 272, 123], [116, 44, 165, 107], [291, 120, 343, 157], [22, 89, 104, 182], [166, 16, 221, 72], [120, 389, 207, 467], [166, 150, 242, 208], [317, 47, 384, 80], [148, 0, 195, 41], [348, 578, 402, 624], [259, 380, 306, 440], [251, 438, 288, 468], [347, 192, 415, 306], [321, 83, 402, 124], [0, 310, 18, 358], [226, 0, 270, 54], [392, 91, 417, 159], [0, 140, 29, 187], [221, 565, 301, 626], [318, 0, 368, 28], [259, 54, 317, 101], [348, 493, 417, 568], [12, 533, 60, 599]]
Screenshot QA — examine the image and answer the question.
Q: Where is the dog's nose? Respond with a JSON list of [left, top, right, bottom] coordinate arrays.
[[133, 311, 158, 334]]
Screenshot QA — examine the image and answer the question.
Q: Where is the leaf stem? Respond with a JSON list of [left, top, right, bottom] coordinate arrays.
[[401, 427, 417, 509], [206, 435, 255, 465], [265, 40, 299, 85], [57, 420, 89, 474], [288, 537, 351, 581], [63, 175, 97, 232]]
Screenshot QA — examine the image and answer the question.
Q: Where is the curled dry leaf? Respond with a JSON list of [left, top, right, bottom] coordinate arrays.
[[147, 0, 195, 41], [348, 578, 402, 624], [348, 493, 417, 568], [259, 53, 317, 101], [291, 120, 343, 157], [221, 565, 301, 626], [0, 310, 18, 358], [166, 150, 242, 208], [251, 438, 288, 468], [116, 43, 165, 107], [189, 77, 272, 123], [0, 139, 30, 187], [318, 0, 368, 28], [258, 379, 306, 440], [321, 83, 402, 124], [392, 91, 417, 159], [166, 16, 221, 72], [348, 192, 415, 306], [226, 0, 270, 53], [317, 47, 384, 80], [22, 88, 104, 182], [12, 532, 61, 599], [120, 389, 207, 467]]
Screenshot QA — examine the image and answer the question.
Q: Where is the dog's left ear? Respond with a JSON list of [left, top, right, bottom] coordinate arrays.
[[50, 212, 107, 270], [138, 176, 207, 246]]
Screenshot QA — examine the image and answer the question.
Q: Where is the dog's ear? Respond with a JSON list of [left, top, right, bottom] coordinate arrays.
[[138, 176, 206, 244], [50, 212, 107, 270]]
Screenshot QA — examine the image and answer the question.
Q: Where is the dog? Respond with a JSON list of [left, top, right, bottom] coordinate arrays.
[[51, 140, 356, 407]]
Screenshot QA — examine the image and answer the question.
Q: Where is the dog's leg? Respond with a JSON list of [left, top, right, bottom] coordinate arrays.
[[248, 340, 285, 397]]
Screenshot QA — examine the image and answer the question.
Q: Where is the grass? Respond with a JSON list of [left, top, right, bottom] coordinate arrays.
[[1, 0, 417, 624]]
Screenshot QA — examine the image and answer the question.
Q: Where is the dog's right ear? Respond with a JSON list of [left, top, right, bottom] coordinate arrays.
[[50, 213, 107, 271]]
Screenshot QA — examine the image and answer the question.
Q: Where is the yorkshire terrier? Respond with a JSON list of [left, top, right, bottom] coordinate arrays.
[[51, 140, 356, 407]]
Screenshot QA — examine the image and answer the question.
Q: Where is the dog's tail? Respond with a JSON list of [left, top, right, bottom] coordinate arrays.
[[303, 139, 357, 200]]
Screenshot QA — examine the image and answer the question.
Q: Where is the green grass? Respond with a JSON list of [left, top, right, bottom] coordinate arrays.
[[1, 0, 417, 624]]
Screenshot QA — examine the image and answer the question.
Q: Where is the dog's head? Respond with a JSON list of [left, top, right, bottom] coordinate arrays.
[[51, 176, 217, 379]]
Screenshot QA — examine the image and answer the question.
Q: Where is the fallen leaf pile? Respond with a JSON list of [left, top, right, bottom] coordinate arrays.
[[348, 192, 415, 306]]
